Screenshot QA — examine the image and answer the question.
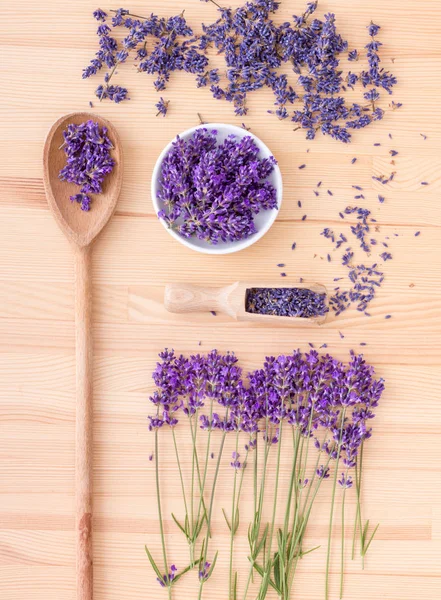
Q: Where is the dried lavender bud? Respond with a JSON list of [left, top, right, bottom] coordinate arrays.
[[84, 3, 398, 137], [59, 120, 115, 211], [155, 97, 169, 117], [245, 287, 328, 318], [156, 128, 278, 244]]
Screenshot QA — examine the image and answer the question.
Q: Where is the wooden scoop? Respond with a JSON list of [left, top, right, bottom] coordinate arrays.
[[43, 112, 123, 600], [164, 281, 328, 325]]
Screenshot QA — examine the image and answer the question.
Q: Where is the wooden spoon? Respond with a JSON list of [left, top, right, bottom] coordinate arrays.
[[164, 281, 328, 325], [43, 112, 123, 600]]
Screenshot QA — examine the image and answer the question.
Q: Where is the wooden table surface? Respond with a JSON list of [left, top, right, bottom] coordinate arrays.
[[1, 1, 441, 599]]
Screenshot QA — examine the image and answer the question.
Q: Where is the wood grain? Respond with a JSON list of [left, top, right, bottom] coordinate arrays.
[[1, 1, 441, 600]]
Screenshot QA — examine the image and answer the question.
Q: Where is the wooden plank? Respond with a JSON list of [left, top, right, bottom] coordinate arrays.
[[1, 0, 441, 599]]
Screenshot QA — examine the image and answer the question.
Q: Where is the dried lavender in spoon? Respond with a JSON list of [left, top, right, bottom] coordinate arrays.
[[245, 287, 328, 318], [59, 120, 114, 211]]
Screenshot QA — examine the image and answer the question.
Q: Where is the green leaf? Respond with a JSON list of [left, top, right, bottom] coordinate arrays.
[[171, 513, 188, 538], [194, 512, 206, 539], [362, 523, 379, 556], [250, 560, 281, 594], [233, 571, 238, 600], [233, 507, 240, 535], [299, 544, 321, 558], [144, 546, 165, 583], [206, 551, 219, 579], [198, 538, 205, 563], [273, 552, 281, 590], [222, 508, 232, 532], [254, 523, 269, 558], [361, 519, 370, 546]]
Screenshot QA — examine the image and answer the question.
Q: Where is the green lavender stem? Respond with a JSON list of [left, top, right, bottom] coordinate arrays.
[[198, 408, 230, 600], [260, 420, 283, 600], [196, 399, 214, 534], [155, 428, 169, 593], [242, 418, 271, 600], [325, 407, 347, 600], [340, 473, 348, 599], [352, 443, 365, 566], [229, 428, 240, 600]]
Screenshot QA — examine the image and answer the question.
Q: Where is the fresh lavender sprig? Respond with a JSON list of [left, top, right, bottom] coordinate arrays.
[[148, 348, 385, 599]]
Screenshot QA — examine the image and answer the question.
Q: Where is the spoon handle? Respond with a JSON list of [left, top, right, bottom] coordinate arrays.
[[75, 246, 93, 600], [164, 283, 237, 317]]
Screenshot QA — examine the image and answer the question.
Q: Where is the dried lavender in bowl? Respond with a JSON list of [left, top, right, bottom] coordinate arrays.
[[245, 287, 328, 318]]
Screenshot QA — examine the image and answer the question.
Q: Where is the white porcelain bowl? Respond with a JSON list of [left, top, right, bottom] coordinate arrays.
[[151, 123, 283, 255]]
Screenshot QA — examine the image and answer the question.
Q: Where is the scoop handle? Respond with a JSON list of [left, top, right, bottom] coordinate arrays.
[[75, 247, 93, 600], [164, 283, 236, 317]]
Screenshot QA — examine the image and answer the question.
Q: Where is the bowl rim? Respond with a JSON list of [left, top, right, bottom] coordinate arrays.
[[151, 122, 283, 255]]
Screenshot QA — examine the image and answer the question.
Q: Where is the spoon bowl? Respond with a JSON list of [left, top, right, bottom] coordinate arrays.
[[43, 111, 123, 247]]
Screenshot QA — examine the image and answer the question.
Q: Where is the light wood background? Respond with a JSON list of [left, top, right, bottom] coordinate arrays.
[[1, 1, 441, 599]]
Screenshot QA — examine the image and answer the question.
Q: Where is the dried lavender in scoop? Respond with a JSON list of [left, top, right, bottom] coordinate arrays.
[[245, 287, 328, 318]]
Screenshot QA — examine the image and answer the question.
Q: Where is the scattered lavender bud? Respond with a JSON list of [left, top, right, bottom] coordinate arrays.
[[385, 314, 392, 319], [314, 190, 319, 196], [280, 272, 287, 277], [373, 143, 381, 146], [93, 8, 107, 22], [327, 190, 333, 196], [302, 215, 307, 221], [421, 181, 429, 185], [277, 263, 285, 267], [298, 200, 302, 207], [420, 133, 427, 140], [360, 342, 367, 346], [415, 231, 421, 236], [317, 181, 322, 188], [327, 254, 331, 262], [291, 242, 297, 250], [298, 164, 306, 169], [351, 158, 357, 164], [378, 195, 385, 203], [389, 150, 398, 156], [155, 97, 169, 117], [84, 4, 398, 135], [380, 252, 392, 261], [339, 331, 345, 339], [210, 311, 217, 316]]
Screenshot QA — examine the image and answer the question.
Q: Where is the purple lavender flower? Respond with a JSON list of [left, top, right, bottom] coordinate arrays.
[[157, 128, 278, 244], [93, 8, 107, 22], [155, 97, 169, 117], [338, 472, 353, 488], [59, 120, 115, 211]]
